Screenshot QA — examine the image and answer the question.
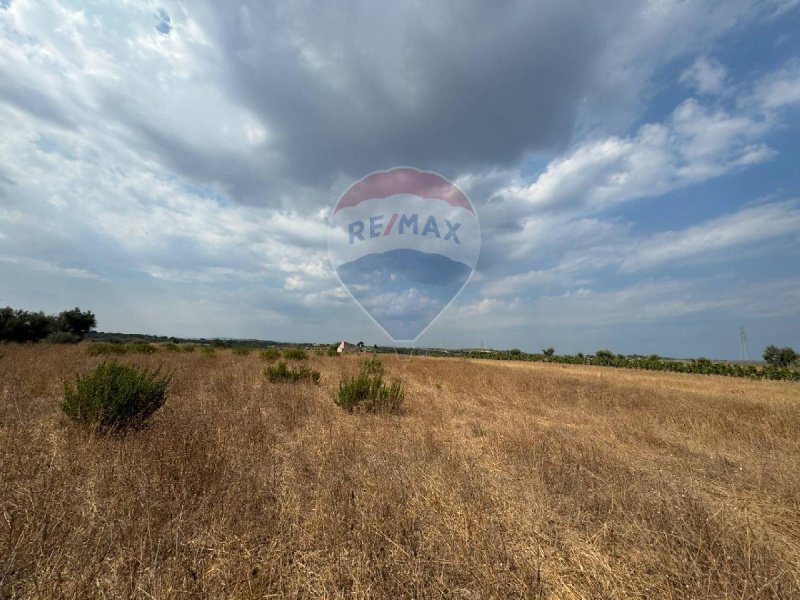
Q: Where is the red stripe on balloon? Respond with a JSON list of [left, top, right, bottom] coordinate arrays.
[[334, 167, 474, 214]]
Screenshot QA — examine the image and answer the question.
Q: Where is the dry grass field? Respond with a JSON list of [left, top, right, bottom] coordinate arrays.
[[1, 344, 799, 598]]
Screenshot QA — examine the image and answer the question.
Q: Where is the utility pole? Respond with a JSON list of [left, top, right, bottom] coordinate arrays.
[[740, 326, 749, 361]]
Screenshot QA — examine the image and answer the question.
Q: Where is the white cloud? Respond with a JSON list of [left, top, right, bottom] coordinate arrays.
[[483, 200, 800, 296], [621, 200, 800, 272], [495, 96, 774, 212], [680, 57, 728, 95], [0, 255, 102, 280]]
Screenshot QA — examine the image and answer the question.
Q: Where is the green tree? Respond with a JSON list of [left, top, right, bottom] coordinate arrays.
[[0, 307, 56, 342], [763, 345, 798, 368], [542, 347, 555, 357], [595, 349, 614, 361], [56, 307, 96, 338]]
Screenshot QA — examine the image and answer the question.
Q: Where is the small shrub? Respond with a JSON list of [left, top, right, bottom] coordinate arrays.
[[361, 356, 384, 375], [201, 346, 216, 356], [335, 364, 404, 413], [232, 347, 252, 356], [164, 343, 180, 352], [86, 342, 127, 356], [180, 344, 196, 353], [283, 348, 308, 360], [61, 360, 171, 431], [128, 342, 158, 354], [326, 344, 340, 357], [265, 360, 320, 384], [260, 348, 281, 361], [44, 332, 81, 344]]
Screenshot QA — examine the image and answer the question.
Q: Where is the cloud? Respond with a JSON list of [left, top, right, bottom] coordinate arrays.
[[483, 200, 800, 296], [620, 200, 800, 272], [492, 96, 776, 213], [2, 0, 799, 356], [0, 255, 102, 280], [680, 57, 728, 95]]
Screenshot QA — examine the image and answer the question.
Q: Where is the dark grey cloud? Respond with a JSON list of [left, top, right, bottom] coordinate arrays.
[[202, 0, 618, 184], [185, 0, 759, 194]]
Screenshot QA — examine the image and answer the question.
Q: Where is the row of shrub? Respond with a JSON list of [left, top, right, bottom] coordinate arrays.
[[442, 349, 800, 381], [62, 356, 403, 432], [84, 342, 315, 359]]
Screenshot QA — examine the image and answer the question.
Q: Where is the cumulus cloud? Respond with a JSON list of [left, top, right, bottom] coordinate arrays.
[[492, 95, 778, 213]]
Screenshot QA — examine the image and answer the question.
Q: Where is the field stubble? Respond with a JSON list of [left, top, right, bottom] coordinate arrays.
[[1, 345, 799, 598]]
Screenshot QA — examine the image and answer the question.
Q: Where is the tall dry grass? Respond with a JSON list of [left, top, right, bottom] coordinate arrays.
[[1, 344, 799, 598]]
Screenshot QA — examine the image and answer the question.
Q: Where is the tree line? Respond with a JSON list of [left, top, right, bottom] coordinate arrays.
[[0, 306, 96, 343], [429, 345, 799, 381]]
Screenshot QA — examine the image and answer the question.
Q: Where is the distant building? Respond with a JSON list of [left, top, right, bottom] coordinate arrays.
[[337, 341, 362, 354]]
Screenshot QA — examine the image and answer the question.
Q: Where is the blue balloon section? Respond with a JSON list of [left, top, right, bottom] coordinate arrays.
[[337, 249, 472, 340]]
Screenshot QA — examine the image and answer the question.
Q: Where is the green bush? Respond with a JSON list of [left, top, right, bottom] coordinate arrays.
[[201, 346, 216, 356], [326, 344, 340, 357], [594, 349, 614, 363], [86, 342, 127, 356], [265, 360, 320, 384], [61, 360, 171, 431], [44, 332, 81, 344], [336, 362, 404, 413], [164, 343, 180, 352], [179, 344, 196, 353], [128, 342, 158, 354], [260, 348, 281, 361], [232, 347, 252, 356], [283, 348, 308, 360], [361, 356, 384, 375]]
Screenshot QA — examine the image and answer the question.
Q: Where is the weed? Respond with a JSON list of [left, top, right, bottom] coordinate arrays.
[[260, 348, 281, 362], [283, 348, 308, 360], [335, 361, 403, 413], [265, 360, 320, 384]]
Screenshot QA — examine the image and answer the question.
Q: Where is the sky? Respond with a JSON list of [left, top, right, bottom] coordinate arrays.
[[1, 0, 799, 358]]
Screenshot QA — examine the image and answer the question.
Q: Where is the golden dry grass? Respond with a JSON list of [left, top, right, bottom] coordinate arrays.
[[1, 344, 799, 598]]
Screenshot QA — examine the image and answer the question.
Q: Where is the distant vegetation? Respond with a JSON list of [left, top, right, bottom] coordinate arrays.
[[260, 348, 281, 361], [0, 306, 95, 343], [437, 347, 800, 381], [763, 345, 799, 368], [86, 341, 159, 356], [283, 348, 308, 361]]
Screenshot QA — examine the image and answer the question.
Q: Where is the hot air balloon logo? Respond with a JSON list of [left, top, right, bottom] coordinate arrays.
[[328, 167, 481, 342]]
